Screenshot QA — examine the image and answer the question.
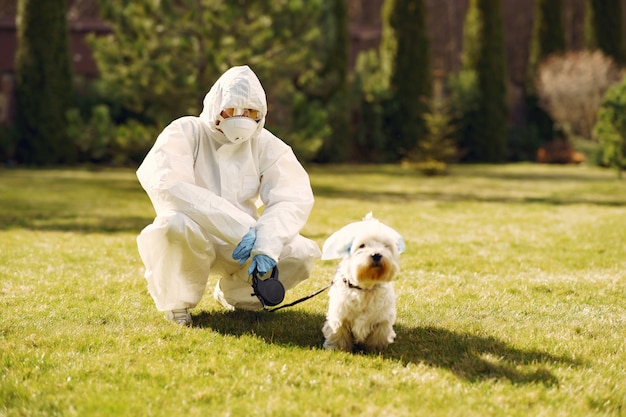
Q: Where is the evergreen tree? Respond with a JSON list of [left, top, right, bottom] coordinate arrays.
[[585, 0, 625, 64], [381, 0, 432, 159], [527, 0, 566, 86], [302, 0, 350, 163], [594, 75, 626, 178], [460, 0, 507, 162], [90, 0, 326, 160], [525, 0, 566, 153], [14, 0, 74, 164]]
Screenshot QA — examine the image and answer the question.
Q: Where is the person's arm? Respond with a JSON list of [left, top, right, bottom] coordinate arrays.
[[137, 118, 255, 245], [250, 136, 315, 261]]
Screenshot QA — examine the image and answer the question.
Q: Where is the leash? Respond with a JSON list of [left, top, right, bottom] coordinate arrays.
[[251, 266, 333, 312], [263, 282, 332, 312]]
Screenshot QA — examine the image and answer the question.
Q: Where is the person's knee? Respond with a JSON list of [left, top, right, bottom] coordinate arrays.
[[155, 211, 190, 241]]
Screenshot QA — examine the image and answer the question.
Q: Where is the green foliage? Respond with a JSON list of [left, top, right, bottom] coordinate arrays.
[[283, 92, 328, 162], [571, 136, 603, 166], [298, 0, 350, 163], [403, 100, 458, 175], [381, 0, 432, 158], [474, 0, 508, 162], [524, 0, 566, 150], [67, 105, 116, 163], [113, 120, 159, 166], [66, 104, 156, 166], [14, 0, 74, 165], [461, 0, 482, 72], [594, 75, 626, 177], [90, 0, 329, 161], [351, 50, 390, 162], [459, 0, 508, 162], [585, 0, 625, 64], [446, 70, 479, 157], [527, 0, 566, 90], [353, 0, 432, 163]]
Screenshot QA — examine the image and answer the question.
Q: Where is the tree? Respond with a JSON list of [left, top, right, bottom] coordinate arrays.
[[298, 0, 350, 163], [594, 75, 626, 178], [536, 51, 623, 142], [381, 0, 432, 159], [90, 0, 326, 160], [527, 0, 566, 84], [459, 0, 508, 162], [14, 0, 74, 164], [525, 0, 566, 154], [585, 0, 625, 64]]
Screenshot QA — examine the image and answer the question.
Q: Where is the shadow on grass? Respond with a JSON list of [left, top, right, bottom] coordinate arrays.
[[0, 211, 152, 233], [389, 324, 576, 385], [194, 309, 327, 348], [194, 309, 578, 386], [313, 184, 626, 207]]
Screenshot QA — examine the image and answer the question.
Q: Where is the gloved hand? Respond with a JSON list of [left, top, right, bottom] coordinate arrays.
[[232, 228, 256, 265], [248, 254, 277, 276]]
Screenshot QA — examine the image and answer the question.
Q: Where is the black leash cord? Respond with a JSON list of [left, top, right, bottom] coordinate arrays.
[[263, 282, 332, 312]]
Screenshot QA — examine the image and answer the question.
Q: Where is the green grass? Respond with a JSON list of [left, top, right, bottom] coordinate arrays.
[[1, 163, 625, 416]]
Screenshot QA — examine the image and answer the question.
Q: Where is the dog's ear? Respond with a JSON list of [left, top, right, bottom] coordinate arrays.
[[396, 236, 406, 254], [321, 222, 362, 260], [321, 218, 406, 259]]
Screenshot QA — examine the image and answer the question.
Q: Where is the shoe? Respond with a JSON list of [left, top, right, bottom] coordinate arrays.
[[165, 308, 192, 326]]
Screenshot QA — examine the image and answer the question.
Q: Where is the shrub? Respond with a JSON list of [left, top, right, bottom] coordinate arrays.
[[446, 70, 479, 159], [351, 49, 390, 162], [535, 51, 624, 141], [66, 103, 157, 166], [66, 105, 116, 163], [113, 121, 159, 166], [402, 100, 458, 176], [594, 75, 626, 177]]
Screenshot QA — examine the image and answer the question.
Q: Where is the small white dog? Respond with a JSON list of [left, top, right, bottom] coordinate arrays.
[[321, 213, 405, 352]]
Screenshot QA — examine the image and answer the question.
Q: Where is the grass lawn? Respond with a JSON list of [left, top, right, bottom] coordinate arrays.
[[1, 163, 625, 416]]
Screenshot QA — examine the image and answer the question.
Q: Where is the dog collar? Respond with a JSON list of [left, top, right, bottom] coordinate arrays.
[[335, 270, 367, 290], [331, 268, 379, 291], [343, 277, 364, 290]]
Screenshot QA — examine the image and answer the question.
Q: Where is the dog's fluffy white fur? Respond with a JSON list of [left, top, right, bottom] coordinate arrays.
[[321, 213, 405, 352]]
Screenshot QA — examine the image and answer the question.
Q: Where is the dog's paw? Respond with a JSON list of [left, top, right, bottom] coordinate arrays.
[[323, 338, 354, 352], [322, 322, 354, 352], [363, 323, 396, 351]]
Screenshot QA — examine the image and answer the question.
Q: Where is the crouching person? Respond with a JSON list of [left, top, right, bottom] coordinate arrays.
[[136, 65, 321, 325]]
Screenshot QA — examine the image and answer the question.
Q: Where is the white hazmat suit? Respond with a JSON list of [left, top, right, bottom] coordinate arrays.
[[136, 65, 321, 311]]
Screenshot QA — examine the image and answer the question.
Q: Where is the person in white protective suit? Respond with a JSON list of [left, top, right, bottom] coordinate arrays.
[[136, 65, 321, 325]]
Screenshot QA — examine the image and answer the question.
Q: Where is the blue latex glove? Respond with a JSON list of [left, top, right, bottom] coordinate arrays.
[[232, 228, 256, 266], [248, 254, 277, 276]]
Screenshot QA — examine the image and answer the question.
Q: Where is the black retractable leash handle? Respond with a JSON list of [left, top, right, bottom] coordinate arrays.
[[251, 267, 285, 309], [251, 266, 331, 312]]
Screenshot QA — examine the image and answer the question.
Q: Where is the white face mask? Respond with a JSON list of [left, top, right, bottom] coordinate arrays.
[[219, 117, 258, 144]]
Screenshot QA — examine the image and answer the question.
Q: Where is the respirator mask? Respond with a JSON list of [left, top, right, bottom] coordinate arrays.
[[217, 108, 261, 144]]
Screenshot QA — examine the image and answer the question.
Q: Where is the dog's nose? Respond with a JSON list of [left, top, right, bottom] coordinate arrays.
[[371, 253, 382, 263]]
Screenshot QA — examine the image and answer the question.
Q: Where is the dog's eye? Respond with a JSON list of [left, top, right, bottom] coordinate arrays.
[[358, 244, 366, 249]]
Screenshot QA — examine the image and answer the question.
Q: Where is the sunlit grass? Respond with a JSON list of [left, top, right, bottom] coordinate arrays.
[[1, 163, 625, 416]]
